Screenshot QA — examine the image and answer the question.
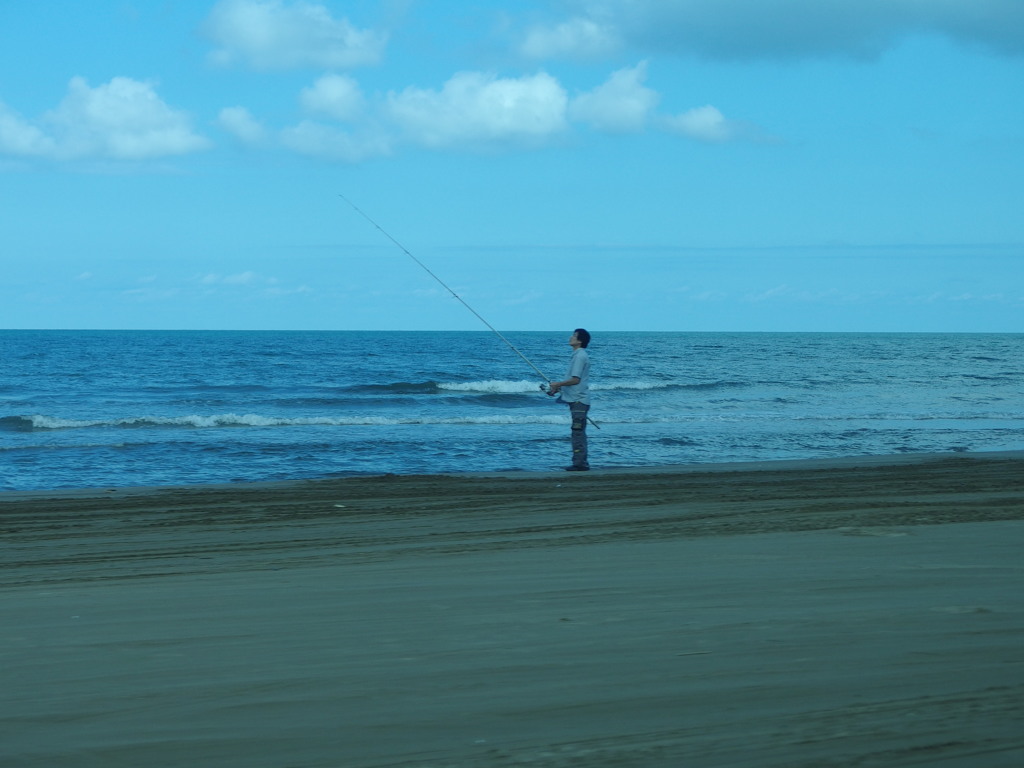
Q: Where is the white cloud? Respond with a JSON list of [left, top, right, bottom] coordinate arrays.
[[522, 0, 1024, 61], [386, 71, 569, 150], [5, 78, 210, 161], [0, 101, 56, 156], [277, 71, 569, 159], [663, 105, 738, 142], [199, 271, 268, 286], [222, 271, 259, 285], [300, 74, 365, 121], [280, 120, 392, 162], [4, 77, 210, 161], [569, 61, 659, 133], [746, 284, 793, 302], [520, 16, 620, 60], [217, 106, 267, 144], [193, 271, 310, 298], [268, 65, 753, 159], [203, 0, 387, 70]]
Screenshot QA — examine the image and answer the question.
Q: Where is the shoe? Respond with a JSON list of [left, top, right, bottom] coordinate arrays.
[[564, 465, 590, 472]]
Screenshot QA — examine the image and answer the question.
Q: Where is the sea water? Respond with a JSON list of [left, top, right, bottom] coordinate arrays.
[[1, 330, 1021, 491]]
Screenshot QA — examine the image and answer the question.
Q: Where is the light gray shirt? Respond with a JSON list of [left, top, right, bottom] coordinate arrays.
[[559, 347, 590, 405]]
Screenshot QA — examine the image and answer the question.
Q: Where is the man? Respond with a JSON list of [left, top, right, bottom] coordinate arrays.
[[546, 328, 591, 471]]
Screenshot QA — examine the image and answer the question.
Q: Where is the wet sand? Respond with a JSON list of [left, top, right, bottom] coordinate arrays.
[[2, 452, 1023, 767]]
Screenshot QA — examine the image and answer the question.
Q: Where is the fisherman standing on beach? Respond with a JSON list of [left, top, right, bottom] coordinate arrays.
[[546, 328, 591, 471]]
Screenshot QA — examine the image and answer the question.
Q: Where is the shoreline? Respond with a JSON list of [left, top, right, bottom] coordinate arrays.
[[3, 447, 1023, 501]]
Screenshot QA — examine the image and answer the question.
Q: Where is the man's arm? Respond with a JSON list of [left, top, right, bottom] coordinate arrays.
[[547, 376, 580, 394]]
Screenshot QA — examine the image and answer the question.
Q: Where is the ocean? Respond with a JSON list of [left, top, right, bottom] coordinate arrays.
[[1, 330, 1022, 491]]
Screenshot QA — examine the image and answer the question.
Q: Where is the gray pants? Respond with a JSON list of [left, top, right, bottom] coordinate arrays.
[[569, 402, 590, 468]]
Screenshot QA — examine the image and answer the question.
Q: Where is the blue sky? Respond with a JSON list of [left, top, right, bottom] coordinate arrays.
[[2, 0, 1022, 332]]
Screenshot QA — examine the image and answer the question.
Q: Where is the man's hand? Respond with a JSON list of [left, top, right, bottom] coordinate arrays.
[[547, 376, 579, 396]]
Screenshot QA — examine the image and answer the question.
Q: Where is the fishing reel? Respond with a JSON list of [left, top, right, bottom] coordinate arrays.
[[540, 383, 555, 396]]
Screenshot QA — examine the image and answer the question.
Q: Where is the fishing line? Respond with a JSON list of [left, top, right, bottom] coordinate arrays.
[[338, 193, 599, 428], [339, 193, 550, 381]]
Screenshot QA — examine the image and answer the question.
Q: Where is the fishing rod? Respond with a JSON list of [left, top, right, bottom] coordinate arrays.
[[338, 194, 599, 428]]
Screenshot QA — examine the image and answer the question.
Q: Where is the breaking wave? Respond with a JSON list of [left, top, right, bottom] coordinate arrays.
[[2, 412, 568, 432], [347, 378, 679, 395]]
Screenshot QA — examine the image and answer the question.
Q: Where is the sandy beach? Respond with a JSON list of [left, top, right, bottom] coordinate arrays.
[[2, 452, 1023, 767]]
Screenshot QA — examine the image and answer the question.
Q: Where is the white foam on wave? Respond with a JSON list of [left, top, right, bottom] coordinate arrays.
[[438, 379, 542, 394], [436, 378, 673, 393], [596, 380, 672, 391], [25, 412, 569, 430], [27, 415, 104, 429]]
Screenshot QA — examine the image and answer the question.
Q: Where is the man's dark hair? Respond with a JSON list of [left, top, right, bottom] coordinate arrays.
[[574, 328, 591, 348]]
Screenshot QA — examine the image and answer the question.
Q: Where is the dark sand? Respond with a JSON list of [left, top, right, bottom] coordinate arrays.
[[2, 452, 1023, 767]]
